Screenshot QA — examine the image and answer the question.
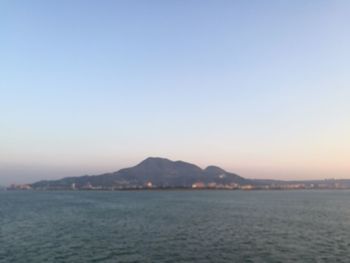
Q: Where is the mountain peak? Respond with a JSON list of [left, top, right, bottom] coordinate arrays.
[[136, 157, 173, 167], [136, 157, 203, 171], [31, 157, 247, 189], [204, 165, 226, 175]]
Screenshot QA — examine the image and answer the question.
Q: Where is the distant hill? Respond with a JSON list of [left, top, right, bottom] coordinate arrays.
[[31, 157, 252, 190], [30, 157, 350, 190]]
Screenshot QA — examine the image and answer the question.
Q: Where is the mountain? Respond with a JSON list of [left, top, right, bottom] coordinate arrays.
[[31, 157, 251, 190]]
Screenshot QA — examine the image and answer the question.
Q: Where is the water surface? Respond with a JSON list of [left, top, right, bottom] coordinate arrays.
[[1, 190, 350, 262]]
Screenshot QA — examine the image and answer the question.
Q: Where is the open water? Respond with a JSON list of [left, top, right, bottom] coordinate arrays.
[[1, 190, 350, 262]]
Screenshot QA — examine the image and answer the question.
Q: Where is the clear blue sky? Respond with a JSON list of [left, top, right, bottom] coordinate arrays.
[[1, 0, 349, 185]]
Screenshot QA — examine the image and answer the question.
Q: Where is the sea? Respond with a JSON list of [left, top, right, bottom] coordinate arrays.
[[1, 190, 350, 262]]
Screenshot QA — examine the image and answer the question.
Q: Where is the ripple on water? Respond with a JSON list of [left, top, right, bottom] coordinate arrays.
[[1, 190, 350, 262]]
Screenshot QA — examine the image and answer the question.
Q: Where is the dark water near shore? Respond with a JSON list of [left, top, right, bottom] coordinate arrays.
[[1, 190, 350, 262]]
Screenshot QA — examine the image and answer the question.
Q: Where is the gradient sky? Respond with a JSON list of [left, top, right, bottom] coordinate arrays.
[[1, 0, 350, 185]]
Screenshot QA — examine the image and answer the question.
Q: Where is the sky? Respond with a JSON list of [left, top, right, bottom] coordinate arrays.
[[1, 0, 350, 185]]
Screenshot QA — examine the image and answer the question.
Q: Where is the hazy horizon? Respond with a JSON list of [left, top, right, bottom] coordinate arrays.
[[1, 156, 349, 186], [1, 0, 350, 185]]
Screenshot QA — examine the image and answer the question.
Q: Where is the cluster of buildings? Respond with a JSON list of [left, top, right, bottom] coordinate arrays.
[[67, 181, 155, 191], [191, 182, 251, 190], [265, 182, 349, 190], [6, 179, 350, 191], [7, 184, 32, 190], [191, 181, 350, 190]]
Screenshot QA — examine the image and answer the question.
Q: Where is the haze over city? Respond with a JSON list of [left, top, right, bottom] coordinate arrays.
[[1, 0, 349, 185]]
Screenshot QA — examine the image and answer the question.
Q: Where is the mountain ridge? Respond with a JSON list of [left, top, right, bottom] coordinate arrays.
[[30, 157, 350, 190], [31, 157, 251, 190]]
